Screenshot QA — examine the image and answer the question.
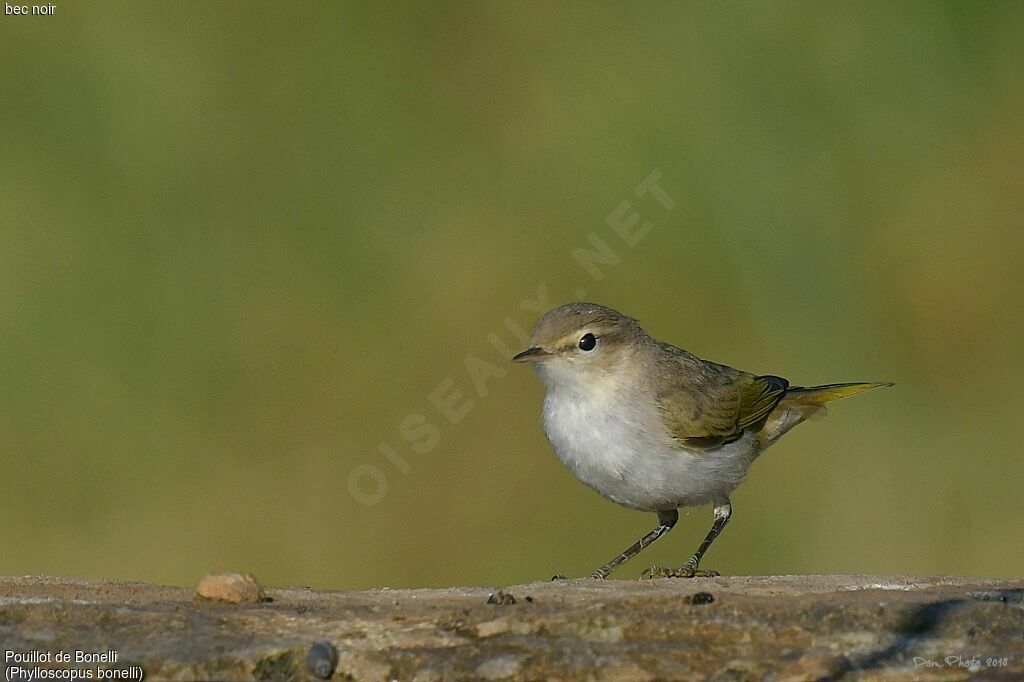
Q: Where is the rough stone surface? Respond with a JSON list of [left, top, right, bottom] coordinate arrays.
[[1, 575, 1022, 681]]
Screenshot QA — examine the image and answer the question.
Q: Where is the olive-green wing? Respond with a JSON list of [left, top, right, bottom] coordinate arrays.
[[657, 372, 789, 450]]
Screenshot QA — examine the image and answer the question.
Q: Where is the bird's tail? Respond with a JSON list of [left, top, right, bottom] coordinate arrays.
[[758, 381, 892, 449], [784, 381, 893, 407]]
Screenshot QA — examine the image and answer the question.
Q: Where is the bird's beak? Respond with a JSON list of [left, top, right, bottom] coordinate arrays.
[[512, 346, 552, 363]]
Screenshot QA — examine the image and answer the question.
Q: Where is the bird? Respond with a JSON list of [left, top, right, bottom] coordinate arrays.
[[512, 302, 891, 579]]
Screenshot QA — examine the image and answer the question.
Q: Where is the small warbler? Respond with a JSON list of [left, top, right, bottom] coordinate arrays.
[[513, 302, 891, 579]]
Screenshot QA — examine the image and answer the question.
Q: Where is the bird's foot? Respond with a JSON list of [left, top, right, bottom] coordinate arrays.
[[551, 571, 609, 580], [641, 565, 720, 579]]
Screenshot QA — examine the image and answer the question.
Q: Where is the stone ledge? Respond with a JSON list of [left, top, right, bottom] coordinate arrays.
[[1, 575, 1022, 681]]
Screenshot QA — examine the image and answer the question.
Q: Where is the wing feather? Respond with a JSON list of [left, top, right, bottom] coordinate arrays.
[[655, 356, 789, 450]]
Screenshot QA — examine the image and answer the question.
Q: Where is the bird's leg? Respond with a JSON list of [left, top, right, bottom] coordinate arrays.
[[586, 509, 678, 579], [643, 499, 732, 579]]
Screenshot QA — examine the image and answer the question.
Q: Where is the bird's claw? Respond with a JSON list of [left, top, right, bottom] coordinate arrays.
[[641, 565, 720, 579], [550, 573, 568, 581]]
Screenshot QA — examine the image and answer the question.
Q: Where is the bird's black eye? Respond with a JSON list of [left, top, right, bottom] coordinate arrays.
[[578, 333, 597, 351]]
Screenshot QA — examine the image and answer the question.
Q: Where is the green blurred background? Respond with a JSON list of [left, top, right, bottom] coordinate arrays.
[[2, 2, 1022, 589]]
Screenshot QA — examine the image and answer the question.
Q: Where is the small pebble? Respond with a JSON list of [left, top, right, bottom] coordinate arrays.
[[306, 640, 339, 680], [689, 591, 714, 605], [195, 572, 265, 604], [487, 589, 516, 605]]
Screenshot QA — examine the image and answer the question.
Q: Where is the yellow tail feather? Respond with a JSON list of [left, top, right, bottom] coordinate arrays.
[[757, 382, 892, 449], [785, 382, 893, 406]]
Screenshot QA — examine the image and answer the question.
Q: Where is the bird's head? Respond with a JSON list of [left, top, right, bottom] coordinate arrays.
[[512, 302, 647, 387]]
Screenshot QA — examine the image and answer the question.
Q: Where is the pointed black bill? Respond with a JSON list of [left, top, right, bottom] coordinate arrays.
[[512, 347, 552, 362]]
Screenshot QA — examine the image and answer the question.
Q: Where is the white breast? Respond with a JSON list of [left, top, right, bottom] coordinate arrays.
[[540, 379, 759, 512]]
